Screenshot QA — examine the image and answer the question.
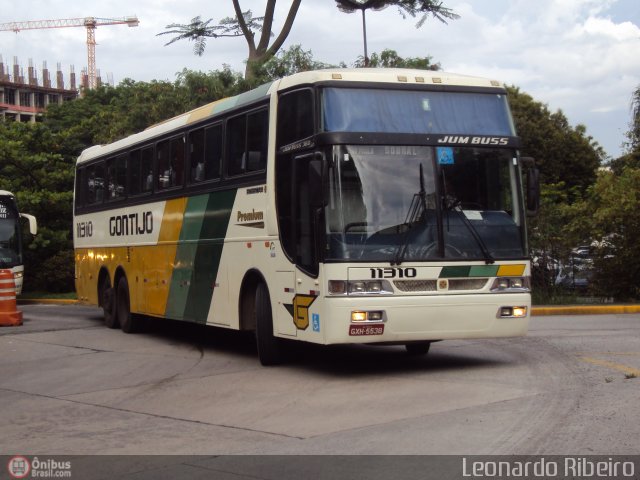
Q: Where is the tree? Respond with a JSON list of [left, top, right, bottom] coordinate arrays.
[[159, 1, 302, 80], [352, 48, 440, 69], [0, 121, 75, 292], [571, 167, 640, 300], [336, 0, 459, 66], [506, 86, 605, 301], [507, 86, 604, 196], [254, 45, 333, 82], [628, 84, 640, 152]]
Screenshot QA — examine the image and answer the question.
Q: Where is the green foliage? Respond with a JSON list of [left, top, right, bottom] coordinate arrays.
[[335, 0, 460, 26], [507, 86, 604, 196], [252, 45, 333, 82], [0, 121, 75, 292], [571, 168, 640, 300], [353, 49, 440, 69]]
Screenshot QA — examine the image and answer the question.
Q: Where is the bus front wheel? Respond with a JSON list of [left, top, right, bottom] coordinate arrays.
[[255, 282, 283, 366]]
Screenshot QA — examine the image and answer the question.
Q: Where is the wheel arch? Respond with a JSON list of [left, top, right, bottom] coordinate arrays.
[[239, 268, 268, 331]]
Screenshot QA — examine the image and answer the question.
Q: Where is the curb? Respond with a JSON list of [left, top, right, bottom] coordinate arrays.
[[532, 305, 640, 316], [18, 298, 78, 305]]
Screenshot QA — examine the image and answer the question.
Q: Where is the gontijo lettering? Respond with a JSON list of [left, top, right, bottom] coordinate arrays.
[[109, 212, 153, 236]]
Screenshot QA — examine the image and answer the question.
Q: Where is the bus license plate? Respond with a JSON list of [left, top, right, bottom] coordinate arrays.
[[349, 324, 384, 336]]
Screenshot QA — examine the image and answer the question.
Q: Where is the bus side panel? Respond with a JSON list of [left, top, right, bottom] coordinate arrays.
[[165, 190, 236, 323]]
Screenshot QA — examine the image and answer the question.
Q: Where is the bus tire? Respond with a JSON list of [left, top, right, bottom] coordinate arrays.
[[405, 342, 431, 356], [117, 276, 139, 333], [101, 276, 118, 329], [255, 282, 282, 366]]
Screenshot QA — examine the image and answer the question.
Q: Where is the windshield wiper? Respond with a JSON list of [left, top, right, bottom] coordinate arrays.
[[450, 205, 495, 264], [393, 164, 428, 265]]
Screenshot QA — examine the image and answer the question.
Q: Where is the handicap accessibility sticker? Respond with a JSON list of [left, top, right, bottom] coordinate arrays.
[[437, 147, 455, 165], [312, 313, 320, 332]]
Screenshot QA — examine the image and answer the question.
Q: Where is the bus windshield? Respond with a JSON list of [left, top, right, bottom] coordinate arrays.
[[322, 88, 515, 136], [0, 196, 22, 268], [324, 145, 526, 263]]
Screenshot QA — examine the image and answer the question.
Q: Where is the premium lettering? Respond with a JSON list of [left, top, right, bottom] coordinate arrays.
[[237, 209, 264, 222]]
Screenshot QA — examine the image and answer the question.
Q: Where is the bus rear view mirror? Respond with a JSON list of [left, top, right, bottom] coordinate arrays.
[[20, 213, 38, 236]]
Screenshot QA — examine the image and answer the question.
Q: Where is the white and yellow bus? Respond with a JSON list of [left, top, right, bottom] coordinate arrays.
[[0, 191, 37, 294], [74, 69, 538, 365]]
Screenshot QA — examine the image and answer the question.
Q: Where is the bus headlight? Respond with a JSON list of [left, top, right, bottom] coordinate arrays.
[[351, 310, 386, 322], [328, 280, 393, 295], [498, 306, 528, 318], [491, 277, 530, 292]]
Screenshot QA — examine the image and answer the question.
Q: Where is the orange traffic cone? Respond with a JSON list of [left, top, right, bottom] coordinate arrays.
[[0, 269, 22, 326]]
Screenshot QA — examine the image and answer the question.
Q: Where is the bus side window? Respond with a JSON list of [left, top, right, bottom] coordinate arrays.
[[246, 109, 268, 172], [227, 115, 246, 177], [130, 150, 142, 195], [277, 89, 314, 149], [157, 137, 184, 189], [226, 108, 267, 177], [141, 147, 154, 192], [75, 168, 84, 208], [85, 163, 105, 205], [189, 128, 205, 183], [205, 124, 222, 180], [170, 136, 185, 187], [106, 155, 127, 200]]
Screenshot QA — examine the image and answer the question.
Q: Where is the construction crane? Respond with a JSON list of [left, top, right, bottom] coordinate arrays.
[[0, 16, 139, 90]]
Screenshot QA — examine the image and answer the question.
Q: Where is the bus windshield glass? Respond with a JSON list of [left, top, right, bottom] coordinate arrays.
[[324, 145, 526, 262], [0, 196, 21, 267], [322, 88, 515, 136]]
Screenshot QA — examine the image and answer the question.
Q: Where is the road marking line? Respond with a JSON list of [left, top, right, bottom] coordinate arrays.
[[580, 356, 640, 376]]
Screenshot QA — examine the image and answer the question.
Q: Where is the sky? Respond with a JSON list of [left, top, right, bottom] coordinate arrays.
[[1, 0, 639, 159]]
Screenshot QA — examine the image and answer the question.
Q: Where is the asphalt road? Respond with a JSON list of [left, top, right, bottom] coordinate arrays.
[[0, 304, 638, 474]]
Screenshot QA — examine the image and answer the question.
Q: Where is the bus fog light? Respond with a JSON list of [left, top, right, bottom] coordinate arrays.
[[498, 306, 527, 318], [351, 311, 367, 322], [351, 310, 385, 322]]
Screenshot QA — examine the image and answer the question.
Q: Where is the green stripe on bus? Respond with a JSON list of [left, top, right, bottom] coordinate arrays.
[[439, 265, 500, 278], [469, 265, 499, 277], [439, 266, 470, 278], [166, 190, 237, 323]]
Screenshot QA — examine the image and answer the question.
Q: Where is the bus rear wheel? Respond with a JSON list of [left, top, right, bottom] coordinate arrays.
[[117, 276, 140, 333], [255, 282, 283, 366], [101, 276, 118, 329]]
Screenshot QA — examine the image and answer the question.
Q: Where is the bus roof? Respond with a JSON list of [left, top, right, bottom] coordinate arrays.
[[77, 68, 504, 165]]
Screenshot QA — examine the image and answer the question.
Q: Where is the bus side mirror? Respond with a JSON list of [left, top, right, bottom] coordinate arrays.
[[20, 213, 38, 236], [521, 157, 540, 216]]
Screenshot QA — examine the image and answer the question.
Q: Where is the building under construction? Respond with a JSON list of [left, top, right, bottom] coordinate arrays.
[[0, 56, 79, 122]]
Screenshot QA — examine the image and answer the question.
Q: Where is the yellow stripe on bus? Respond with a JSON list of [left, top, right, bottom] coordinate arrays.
[[137, 198, 187, 316], [497, 264, 525, 276]]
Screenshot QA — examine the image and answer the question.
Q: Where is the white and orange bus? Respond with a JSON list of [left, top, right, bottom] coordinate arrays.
[[0, 190, 37, 294], [73, 69, 538, 365]]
